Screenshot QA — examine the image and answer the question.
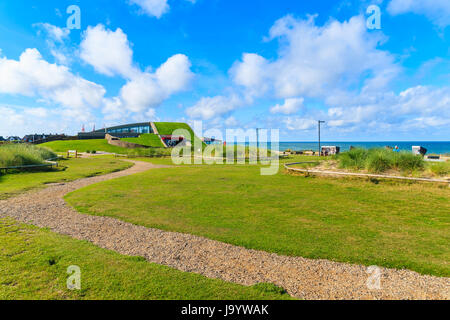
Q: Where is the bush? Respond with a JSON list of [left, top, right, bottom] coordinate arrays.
[[0, 144, 57, 167]]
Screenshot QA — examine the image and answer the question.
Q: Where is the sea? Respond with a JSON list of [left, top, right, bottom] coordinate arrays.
[[276, 141, 450, 155], [235, 141, 450, 155]]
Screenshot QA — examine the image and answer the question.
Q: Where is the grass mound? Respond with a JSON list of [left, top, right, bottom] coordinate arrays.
[[122, 134, 164, 148], [154, 122, 205, 148], [0, 144, 56, 167], [337, 148, 424, 173], [41, 139, 128, 153]]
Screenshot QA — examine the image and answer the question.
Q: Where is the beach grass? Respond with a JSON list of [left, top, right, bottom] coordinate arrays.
[[427, 161, 450, 176], [0, 218, 291, 300], [66, 160, 450, 277], [336, 148, 425, 173], [0, 144, 56, 168]]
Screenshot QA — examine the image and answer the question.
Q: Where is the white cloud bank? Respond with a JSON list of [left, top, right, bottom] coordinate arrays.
[[0, 48, 105, 121], [80, 24, 194, 118], [388, 0, 450, 27], [231, 15, 399, 100]]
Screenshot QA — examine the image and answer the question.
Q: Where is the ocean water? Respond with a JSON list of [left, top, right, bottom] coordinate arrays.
[[235, 141, 450, 155], [276, 141, 450, 155]]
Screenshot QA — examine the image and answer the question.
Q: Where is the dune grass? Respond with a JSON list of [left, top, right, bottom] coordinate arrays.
[[0, 157, 132, 199], [122, 134, 164, 148], [66, 161, 450, 277], [41, 139, 128, 154], [0, 144, 56, 167], [0, 218, 291, 300], [427, 161, 450, 176], [336, 148, 425, 173]]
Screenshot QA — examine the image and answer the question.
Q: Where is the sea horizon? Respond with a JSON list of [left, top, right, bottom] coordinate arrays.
[[235, 141, 450, 155]]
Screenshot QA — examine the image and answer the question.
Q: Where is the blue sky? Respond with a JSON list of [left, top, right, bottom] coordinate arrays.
[[0, 0, 449, 141]]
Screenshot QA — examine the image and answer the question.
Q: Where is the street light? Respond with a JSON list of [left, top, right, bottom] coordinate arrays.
[[318, 120, 325, 157]]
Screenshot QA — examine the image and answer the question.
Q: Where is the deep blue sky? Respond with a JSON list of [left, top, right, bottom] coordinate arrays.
[[0, 0, 449, 141]]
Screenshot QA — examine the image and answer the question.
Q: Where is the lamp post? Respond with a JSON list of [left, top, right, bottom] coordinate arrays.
[[256, 128, 262, 161], [318, 120, 325, 157]]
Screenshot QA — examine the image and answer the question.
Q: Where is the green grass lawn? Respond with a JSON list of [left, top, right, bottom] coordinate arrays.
[[154, 122, 196, 136], [122, 134, 164, 148], [0, 157, 132, 199], [154, 122, 205, 147], [0, 218, 291, 300], [66, 161, 450, 277], [41, 139, 128, 153]]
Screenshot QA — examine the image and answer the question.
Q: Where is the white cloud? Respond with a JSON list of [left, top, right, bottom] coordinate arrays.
[[120, 54, 193, 112], [186, 95, 242, 120], [128, 0, 169, 18], [0, 48, 105, 112], [282, 117, 317, 131], [231, 53, 270, 97], [156, 54, 193, 94], [80, 24, 138, 78], [270, 98, 304, 115], [34, 23, 70, 43], [80, 25, 193, 113], [34, 23, 72, 65], [120, 73, 166, 112], [388, 0, 450, 27], [231, 15, 399, 99]]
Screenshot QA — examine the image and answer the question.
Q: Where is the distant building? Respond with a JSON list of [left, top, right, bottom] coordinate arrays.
[[5, 136, 21, 142], [79, 122, 154, 139], [23, 134, 67, 143]]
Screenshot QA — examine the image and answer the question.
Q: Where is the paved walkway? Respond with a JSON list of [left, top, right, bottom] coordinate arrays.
[[0, 160, 448, 300]]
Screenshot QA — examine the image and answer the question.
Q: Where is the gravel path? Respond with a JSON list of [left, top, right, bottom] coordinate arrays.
[[0, 160, 448, 300]]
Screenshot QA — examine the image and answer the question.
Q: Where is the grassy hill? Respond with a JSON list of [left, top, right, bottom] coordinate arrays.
[[41, 139, 128, 153], [154, 122, 205, 147], [122, 134, 164, 148]]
